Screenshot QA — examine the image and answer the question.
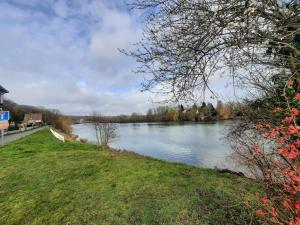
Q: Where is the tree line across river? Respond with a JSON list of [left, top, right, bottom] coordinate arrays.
[[87, 100, 244, 123]]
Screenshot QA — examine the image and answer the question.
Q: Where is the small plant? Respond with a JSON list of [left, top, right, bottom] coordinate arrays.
[[89, 112, 118, 148]]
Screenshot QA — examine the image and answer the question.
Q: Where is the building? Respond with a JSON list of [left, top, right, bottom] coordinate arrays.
[[23, 113, 43, 127]]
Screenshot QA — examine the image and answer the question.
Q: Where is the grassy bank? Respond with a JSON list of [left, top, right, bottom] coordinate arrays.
[[0, 129, 261, 225]]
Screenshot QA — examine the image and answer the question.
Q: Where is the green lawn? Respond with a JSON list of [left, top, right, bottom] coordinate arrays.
[[0, 129, 262, 225]]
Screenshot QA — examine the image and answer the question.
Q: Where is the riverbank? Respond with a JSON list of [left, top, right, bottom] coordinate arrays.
[[0, 129, 262, 225]]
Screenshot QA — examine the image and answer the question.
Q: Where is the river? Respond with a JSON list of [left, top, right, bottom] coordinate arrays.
[[72, 121, 240, 171]]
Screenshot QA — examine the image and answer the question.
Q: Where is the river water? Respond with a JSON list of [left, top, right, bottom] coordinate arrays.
[[72, 122, 240, 170]]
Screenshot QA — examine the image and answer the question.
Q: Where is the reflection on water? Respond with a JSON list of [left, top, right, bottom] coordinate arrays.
[[72, 121, 239, 170]]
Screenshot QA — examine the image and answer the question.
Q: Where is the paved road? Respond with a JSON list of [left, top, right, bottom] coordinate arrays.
[[1, 127, 45, 146]]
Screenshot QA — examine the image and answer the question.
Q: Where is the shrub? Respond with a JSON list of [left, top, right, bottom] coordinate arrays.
[[89, 112, 118, 148], [54, 116, 73, 135], [234, 81, 300, 224]]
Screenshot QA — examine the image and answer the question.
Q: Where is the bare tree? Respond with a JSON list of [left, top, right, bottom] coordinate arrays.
[[125, 0, 299, 101], [89, 112, 118, 148]]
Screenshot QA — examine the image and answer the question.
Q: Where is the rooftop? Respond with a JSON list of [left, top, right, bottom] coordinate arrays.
[[23, 113, 43, 123]]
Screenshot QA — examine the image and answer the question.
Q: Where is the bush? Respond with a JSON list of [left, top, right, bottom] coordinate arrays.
[[54, 116, 73, 135], [232, 81, 300, 224]]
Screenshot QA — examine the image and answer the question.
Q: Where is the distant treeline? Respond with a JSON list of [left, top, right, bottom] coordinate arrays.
[[76, 101, 244, 124], [3, 98, 242, 127], [3, 99, 72, 134], [3, 99, 60, 124]]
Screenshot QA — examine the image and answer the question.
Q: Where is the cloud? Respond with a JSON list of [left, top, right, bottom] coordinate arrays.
[[0, 0, 158, 115], [53, 0, 69, 18], [0, 0, 237, 116]]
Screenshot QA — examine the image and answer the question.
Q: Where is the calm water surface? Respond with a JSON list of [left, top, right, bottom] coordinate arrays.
[[73, 122, 239, 170]]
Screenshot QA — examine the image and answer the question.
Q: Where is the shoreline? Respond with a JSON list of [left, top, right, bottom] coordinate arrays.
[[73, 118, 240, 125]]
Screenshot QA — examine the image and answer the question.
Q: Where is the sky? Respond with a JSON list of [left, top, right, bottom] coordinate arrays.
[[0, 0, 235, 116]]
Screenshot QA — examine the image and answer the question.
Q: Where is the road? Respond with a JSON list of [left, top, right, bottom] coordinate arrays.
[[1, 127, 45, 145]]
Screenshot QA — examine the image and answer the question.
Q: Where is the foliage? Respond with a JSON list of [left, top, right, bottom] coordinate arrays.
[[216, 101, 233, 120], [256, 88, 300, 225], [92, 101, 240, 123], [3, 99, 73, 133], [3, 99, 63, 125], [53, 116, 73, 135], [231, 82, 300, 224], [0, 129, 262, 225]]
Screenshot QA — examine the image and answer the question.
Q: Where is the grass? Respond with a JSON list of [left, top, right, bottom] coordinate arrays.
[[0, 129, 262, 225]]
